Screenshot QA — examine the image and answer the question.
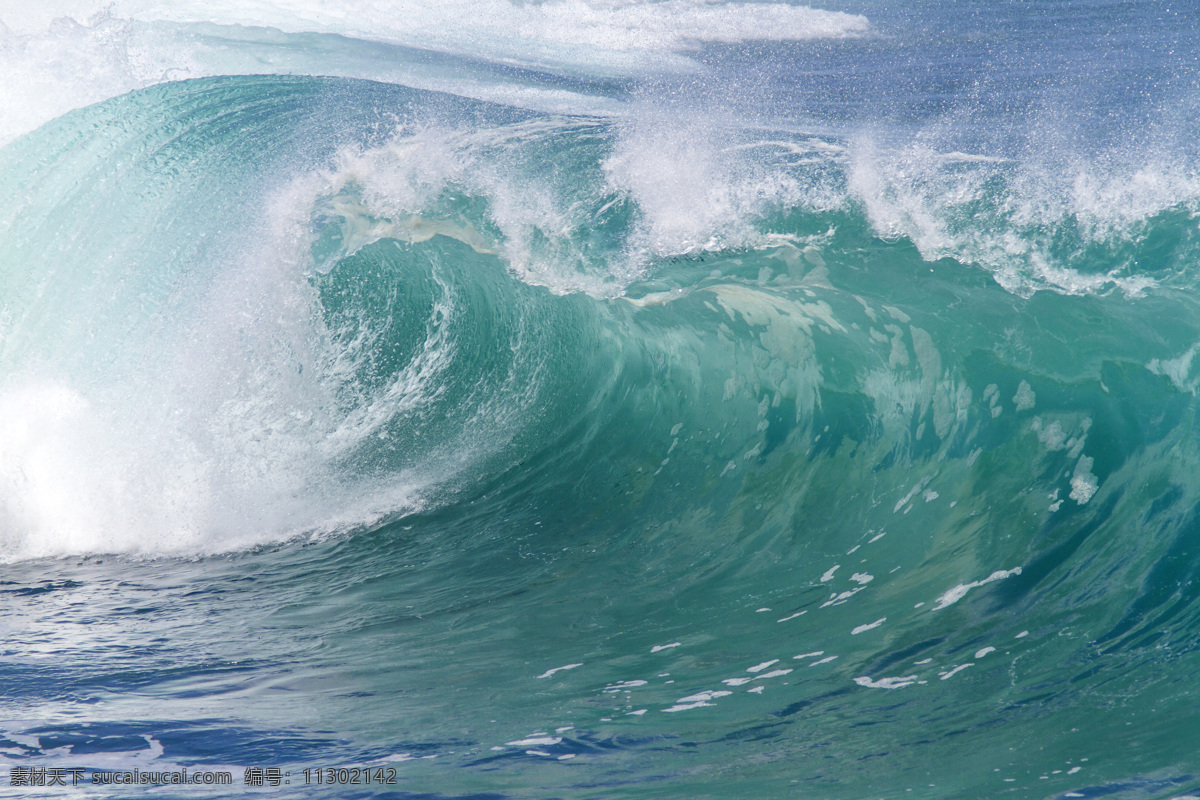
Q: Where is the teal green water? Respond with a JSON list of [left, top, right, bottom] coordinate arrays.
[[3, 74, 1200, 799]]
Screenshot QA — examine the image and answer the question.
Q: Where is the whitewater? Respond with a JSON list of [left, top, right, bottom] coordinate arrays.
[[3, 1, 1200, 798]]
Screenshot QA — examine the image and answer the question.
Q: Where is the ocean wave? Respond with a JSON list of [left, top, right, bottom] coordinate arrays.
[[0, 1, 867, 146], [3, 76, 1199, 563], [6, 11, 1200, 794]]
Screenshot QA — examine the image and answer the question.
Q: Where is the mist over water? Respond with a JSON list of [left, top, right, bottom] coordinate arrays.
[[4, 3, 1200, 799]]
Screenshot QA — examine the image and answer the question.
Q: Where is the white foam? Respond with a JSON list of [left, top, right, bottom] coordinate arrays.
[[0, 357, 432, 560], [0, 167, 553, 559], [1013, 380, 1036, 411], [893, 476, 933, 513], [1069, 455, 1099, 505], [846, 135, 1179, 298], [507, 736, 562, 746], [853, 675, 917, 689], [674, 690, 732, 704], [537, 663, 583, 679], [820, 588, 863, 607], [755, 669, 792, 679], [603, 680, 648, 692], [931, 567, 1022, 611], [5, 3, 1188, 317], [938, 663, 973, 680], [313, 120, 650, 298], [663, 688, 732, 712]]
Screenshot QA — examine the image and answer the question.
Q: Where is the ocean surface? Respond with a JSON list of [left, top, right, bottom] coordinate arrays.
[[3, 2, 1200, 798]]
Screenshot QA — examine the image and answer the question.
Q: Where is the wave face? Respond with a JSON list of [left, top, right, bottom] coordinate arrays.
[[4, 3, 1200, 799]]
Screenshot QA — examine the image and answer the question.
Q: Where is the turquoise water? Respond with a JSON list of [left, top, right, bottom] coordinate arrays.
[[4, 3, 1200, 798]]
